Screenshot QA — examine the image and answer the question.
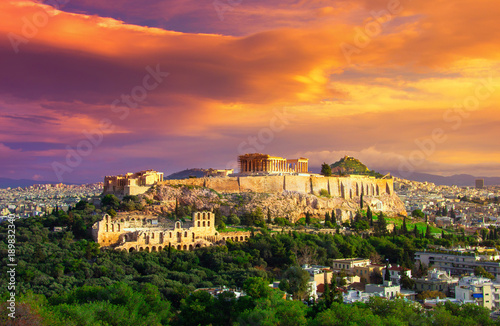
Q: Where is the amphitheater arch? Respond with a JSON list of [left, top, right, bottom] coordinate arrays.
[[240, 236, 244, 241], [198, 221, 200, 227], [189, 245, 193, 251], [145, 247, 150, 252], [183, 245, 187, 250], [139, 247, 144, 252], [129, 248, 135, 252], [196, 244, 201, 248], [177, 245, 181, 250], [105, 224, 109, 232], [152, 246, 157, 252], [203, 221, 206, 227]]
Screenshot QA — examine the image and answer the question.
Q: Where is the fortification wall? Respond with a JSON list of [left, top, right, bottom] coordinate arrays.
[[161, 178, 206, 187], [206, 177, 240, 193], [125, 186, 152, 196], [283, 175, 310, 193], [239, 176, 284, 193], [158, 175, 393, 198], [310, 176, 330, 195]]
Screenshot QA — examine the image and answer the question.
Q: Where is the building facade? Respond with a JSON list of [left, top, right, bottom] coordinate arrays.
[[414, 268, 459, 296], [416, 249, 500, 279], [238, 153, 309, 175], [103, 170, 164, 197], [92, 211, 251, 252], [455, 276, 500, 310]]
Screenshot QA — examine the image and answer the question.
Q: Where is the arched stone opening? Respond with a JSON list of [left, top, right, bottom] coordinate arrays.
[[177, 245, 181, 250], [145, 247, 150, 252], [139, 247, 144, 252], [129, 248, 135, 252], [183, 245, 187, 250], [152, 246, 157, 252], [189, 245, 193, 251]]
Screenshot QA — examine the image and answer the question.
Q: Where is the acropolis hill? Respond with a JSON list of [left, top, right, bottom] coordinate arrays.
[[103, 153, 407, 222]]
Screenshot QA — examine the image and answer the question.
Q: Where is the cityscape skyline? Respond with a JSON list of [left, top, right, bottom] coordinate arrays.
[[1, 0, 499, 183]]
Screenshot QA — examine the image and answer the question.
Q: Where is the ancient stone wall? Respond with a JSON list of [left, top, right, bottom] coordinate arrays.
[[158, 175, 393, 198], [206, 177, 240, 193], [310, 176, 330, 195], [92, 211, 231, 252], [239, 176, 284, 193]]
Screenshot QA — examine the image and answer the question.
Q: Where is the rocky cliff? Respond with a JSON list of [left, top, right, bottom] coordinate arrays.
[[142, 183, 407, 222]]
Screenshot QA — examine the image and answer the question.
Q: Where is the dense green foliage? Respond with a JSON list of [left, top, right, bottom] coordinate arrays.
[[1, 202, 497, 325], [329, 156, 384, 178]]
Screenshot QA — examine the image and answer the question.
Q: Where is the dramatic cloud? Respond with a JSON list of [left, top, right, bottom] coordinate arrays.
[[0, 0, 498, 182]]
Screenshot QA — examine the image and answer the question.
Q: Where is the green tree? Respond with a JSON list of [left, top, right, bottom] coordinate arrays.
[[411, 209, 425, 218], [243, 277, 271, 299], [425, 224, 432, 239], [367, 206, 373, 227], [400, 274, 415, 290], [360, 193, 364, 209], [376, 212, 387, 236], [321, 163, 332, 177], [384, 261, 391, 282], [402, 216, 408, 235], [325, 212, 330, 224], [305, 212, 311, 225], [474, 266, 494, 279], [281, 266, 310, 300], [101, 194, 120, 210]]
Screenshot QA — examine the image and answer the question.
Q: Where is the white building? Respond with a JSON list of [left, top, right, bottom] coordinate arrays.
[[455, 276, 500, 310], [365, 281, 401, 299]]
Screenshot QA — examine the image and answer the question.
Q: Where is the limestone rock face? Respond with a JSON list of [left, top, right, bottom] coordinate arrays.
[[143, 184, 407, 222]]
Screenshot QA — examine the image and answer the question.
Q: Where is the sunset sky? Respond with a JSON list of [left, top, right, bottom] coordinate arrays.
[[1, 0, 499, 183]]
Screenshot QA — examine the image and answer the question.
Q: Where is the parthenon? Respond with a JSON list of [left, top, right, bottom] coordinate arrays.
[[238, 153, 308, 175]]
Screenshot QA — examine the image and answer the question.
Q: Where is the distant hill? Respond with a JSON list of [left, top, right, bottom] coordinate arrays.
[[0, 178, 69, 189], [329, 156, 384, 177], [166, 169, 207, 180], [387, 171, 500, 187]]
